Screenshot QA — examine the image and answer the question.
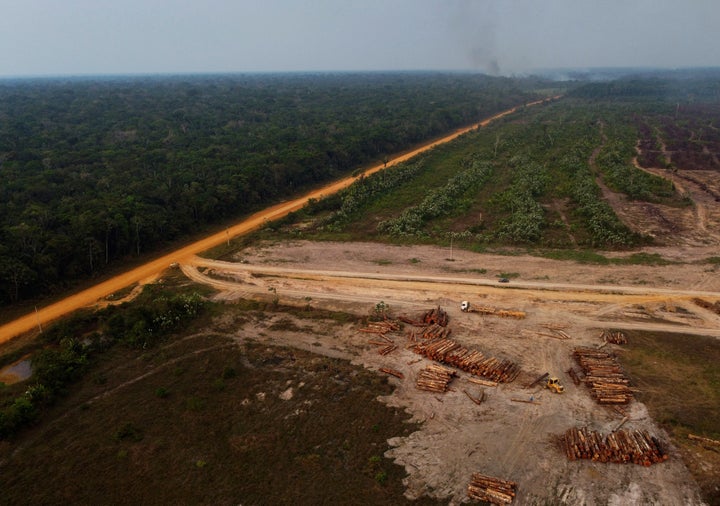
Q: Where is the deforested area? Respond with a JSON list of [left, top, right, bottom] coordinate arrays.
[[3, 72, 720, 505]]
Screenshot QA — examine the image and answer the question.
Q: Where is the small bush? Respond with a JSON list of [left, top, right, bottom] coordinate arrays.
[[221, 366, 237, 379], [374, 471, 388, 485]]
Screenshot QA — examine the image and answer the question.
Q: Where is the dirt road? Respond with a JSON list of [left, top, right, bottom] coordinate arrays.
[[0, 97, 556, 344], [184, 255, 720, 339]]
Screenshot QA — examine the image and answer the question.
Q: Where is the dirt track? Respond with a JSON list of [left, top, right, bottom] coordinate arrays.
[[0, 98, 556, 345], [184, 244, 720, 339]]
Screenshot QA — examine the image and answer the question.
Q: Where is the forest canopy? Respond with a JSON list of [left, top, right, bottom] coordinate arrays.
[[0, 72, 549, 305]]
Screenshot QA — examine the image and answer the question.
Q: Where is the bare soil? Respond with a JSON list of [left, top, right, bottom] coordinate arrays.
[[179, 238, 720, 505]]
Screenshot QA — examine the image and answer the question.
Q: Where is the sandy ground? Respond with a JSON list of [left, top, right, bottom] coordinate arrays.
[[182, 239, 720, 505]]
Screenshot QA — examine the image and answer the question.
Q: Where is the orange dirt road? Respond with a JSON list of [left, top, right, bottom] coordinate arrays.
[[0, 97, 557, 344]]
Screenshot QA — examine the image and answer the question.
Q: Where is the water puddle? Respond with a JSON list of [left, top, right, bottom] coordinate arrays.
[[0, 356, 33, 385]]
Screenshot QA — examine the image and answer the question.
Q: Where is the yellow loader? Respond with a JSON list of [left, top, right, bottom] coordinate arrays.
[[545, 377, 565, 394]]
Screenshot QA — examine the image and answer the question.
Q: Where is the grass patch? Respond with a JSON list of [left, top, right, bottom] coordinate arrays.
[[615, 252, 674, 266], [540, 250, 675, 266], [620, 330, 720, 437], [541, 250, 611, 264], [0, 334, 441, 505], [619, 330, 720, 503]]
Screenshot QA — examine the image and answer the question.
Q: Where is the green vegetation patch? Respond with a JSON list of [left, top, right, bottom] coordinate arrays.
[[281, 97, 667, 251], [0, 284, 210, 439], [0, 335, 441, 505]]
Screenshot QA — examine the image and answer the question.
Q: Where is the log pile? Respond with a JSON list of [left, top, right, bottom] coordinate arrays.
[[573, 347, 633, 404], [693, 297, 720, 316], [467, 377, 498, 387], [601, 329, 628, 345], [422, 306, 449, 326], [471, 306, 526, 319], [416, 364, 456, 392], [360, 320, 402, 355], [562, 427, 668, 466], [411, 337, 520, 383], [467, 473, 517, 504], [406, 323, 452, 342]]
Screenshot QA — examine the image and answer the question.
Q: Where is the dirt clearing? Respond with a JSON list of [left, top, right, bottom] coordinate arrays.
[[177, 239, 720, 504]]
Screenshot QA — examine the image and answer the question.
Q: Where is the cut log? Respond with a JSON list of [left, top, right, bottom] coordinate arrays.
[[467, 473, 517, 504], [561, 427, 668, 465], [688, 434, 720, 447], [573, 347, 633, 404], [380, 367, 404, 379], [527, 372, 549, 388], [511, 398, 541, 405], [466, 377, 498, 387], [463, 389, 485, 405]]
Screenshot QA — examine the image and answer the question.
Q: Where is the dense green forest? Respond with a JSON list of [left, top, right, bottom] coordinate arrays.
[[0, 73, 553, 305]]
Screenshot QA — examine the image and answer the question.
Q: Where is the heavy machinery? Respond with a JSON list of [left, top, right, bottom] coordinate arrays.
[[545, 377, 565, 394]]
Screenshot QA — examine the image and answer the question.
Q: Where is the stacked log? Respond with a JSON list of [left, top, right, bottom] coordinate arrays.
[[573, 347, 633, 404], [467, 473, 517, 504], [601, 329, 628, 345], [562, 427, 668, 466], [422, 306, 449, 326], [412, 336, 520, 383], [467, 377, 498, 387], [496, 310, 526, 319], [407, 323, 452, 342], [416, 364, 456, 392], [471, 306, 526, 319], [360, 320, 402, 355]]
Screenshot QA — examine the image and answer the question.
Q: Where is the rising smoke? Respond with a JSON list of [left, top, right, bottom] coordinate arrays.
[[447, 0, 501, 75]]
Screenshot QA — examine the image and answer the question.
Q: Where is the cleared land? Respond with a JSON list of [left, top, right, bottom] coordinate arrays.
[[3, 89, 720, 504], [170, 238, 720, 504]]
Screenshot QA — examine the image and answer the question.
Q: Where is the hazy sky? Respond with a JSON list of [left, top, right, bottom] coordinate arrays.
[[1, 0, 718, 77]]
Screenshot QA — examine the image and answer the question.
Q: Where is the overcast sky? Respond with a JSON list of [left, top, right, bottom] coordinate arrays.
[[1, 0, 717, 77]]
